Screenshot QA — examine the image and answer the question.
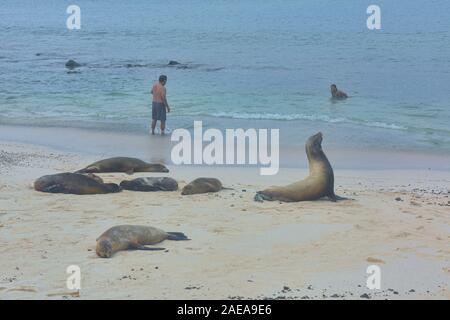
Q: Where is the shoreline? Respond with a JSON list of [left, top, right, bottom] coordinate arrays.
[[1, 124, 450, 171]]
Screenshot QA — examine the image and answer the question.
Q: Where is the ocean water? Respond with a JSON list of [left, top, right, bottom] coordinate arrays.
[[1, 0, 450, 152]]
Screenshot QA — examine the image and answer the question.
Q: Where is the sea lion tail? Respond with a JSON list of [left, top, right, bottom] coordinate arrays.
[[167, 232, 190, 241]]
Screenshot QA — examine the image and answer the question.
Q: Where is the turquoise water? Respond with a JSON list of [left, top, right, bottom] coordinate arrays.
[[1, 0, 450, 151]]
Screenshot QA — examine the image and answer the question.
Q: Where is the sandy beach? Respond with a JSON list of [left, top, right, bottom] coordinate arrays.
[[0, 127, 449, 300]]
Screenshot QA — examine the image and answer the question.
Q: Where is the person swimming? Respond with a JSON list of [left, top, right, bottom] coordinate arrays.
[[330, 84, 348, 100]]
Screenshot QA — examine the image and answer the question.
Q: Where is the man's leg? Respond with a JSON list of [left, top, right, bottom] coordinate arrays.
[[160, 121, 166, 135], [151, 120, 157, 135]]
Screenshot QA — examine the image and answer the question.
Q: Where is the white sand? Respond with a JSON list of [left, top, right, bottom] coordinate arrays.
[[0, 139, 449, 300]]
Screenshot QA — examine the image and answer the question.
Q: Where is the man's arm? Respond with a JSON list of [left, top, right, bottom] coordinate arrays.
[[162, 87, 170, 112]]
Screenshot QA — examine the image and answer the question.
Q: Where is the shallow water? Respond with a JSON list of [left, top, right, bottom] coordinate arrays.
[[1, 0, 449, 151]]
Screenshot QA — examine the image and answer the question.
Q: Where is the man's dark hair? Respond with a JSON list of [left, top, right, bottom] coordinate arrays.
[[159, 75, 167, 83]]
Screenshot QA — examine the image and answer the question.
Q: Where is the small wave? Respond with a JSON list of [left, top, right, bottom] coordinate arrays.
[[211, 111, 344, 122], [207, 112, 407, 130]]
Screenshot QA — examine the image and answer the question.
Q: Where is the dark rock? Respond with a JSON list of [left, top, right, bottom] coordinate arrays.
[[65, 59, 81, 69], [168, 60, 181, 66], [360, 293, 371, 299]]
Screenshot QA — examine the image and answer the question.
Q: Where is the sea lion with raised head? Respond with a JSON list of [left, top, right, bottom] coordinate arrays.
[[96, 225, 189, 258], [75, 157, 169, 175], [330, 84, 348, 99], [120, 177, 178, 192], [254, 132, 347, 202], [34, 173, 121, 195], [181, 177, 231, 195]]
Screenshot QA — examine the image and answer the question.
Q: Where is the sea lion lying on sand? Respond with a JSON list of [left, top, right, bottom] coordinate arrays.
[[75, 157, 169, 175], [120, 177, 178, 192], [255, 132, 348, 202], [96, 225, 189, 258], [181, 177, 231, 195], [34, 173, 121, 195]]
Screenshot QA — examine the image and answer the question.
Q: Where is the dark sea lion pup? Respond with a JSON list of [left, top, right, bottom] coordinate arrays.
[[181, 177, 232, 195], [75, 157, 169, 175], [120, 177, 178, 192], [254, 132, 348, 202], [34, 173, 121, 195], [96, 225, 190, 258]]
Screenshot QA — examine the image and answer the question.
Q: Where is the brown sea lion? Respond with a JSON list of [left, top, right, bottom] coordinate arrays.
[[120, 177, 178, 192], [34, 173, 121, 195], [254, 132, 347, 202], [330, 84, 348, 99], [75, 157, 169, 175], [96, 225, 189, 258], [181, 177, 231, 195]]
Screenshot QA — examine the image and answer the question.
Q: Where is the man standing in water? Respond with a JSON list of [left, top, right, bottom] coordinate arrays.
[[151, 75, 171, 135]]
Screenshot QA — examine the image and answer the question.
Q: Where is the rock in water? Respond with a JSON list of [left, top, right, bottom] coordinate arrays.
[[65, 59, 81, 69]]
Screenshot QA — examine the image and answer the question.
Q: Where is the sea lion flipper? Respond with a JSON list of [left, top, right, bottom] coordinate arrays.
[[334, 194, 352, 201], [328, 192, 351, 201], [167, 232, 190, 241], [133, 244, 166, 251], [43, 184, 65, 193], [254, 191, 273, 202]]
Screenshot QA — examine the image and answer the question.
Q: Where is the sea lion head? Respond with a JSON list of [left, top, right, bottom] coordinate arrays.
[[119, 180, 134, 190], [305, 132, 324, 158], [330, 84, 337, 94], [144, 163, 169, 173], [96, 238, 113, 258], [181, 184, 195, 195], [104, 183, 122, 193], [83, 173, 103, 183]]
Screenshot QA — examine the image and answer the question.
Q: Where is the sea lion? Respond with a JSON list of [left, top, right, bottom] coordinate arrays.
[[34, 173, 121, 195], [330, 84, 348, 99], [120, 177, 178, 192], [75, 157, 169, 175], [181, 177, 231, 195], [254, 132, 347, 202], [96, 225, 189, 258]]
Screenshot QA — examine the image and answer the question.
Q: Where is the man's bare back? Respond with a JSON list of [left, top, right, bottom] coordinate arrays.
[[151, 83, 166, 103]]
